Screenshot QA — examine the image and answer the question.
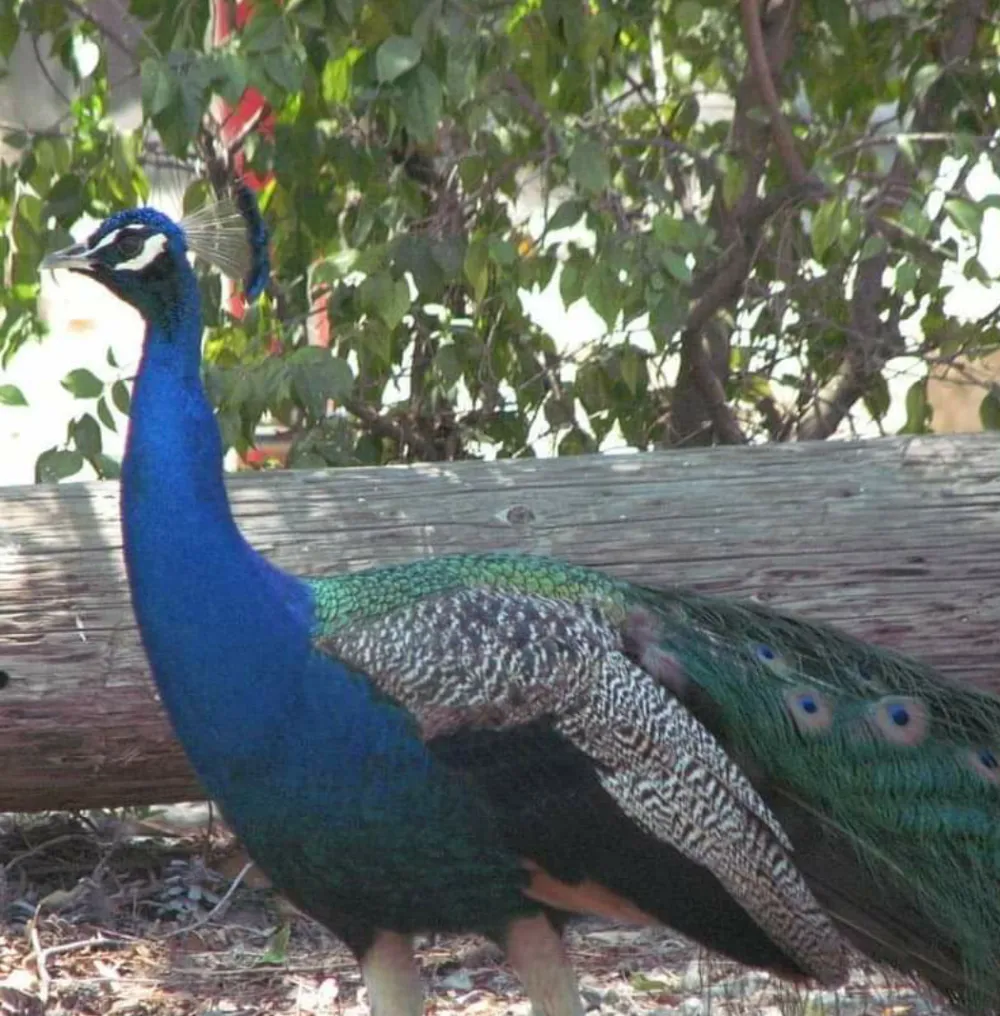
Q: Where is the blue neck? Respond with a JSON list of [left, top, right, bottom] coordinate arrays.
[[121, 300, 314, 785]]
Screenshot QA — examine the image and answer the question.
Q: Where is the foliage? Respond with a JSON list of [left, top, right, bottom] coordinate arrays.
[[1, 0, 999, 480]]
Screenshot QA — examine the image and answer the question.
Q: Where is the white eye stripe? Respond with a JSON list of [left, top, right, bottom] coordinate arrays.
[[116, 233, 169, 272], [90, 228, 130, 253]]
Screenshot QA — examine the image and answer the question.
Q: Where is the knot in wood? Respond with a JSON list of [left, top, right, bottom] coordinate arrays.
[[505, 504, 535, 525]]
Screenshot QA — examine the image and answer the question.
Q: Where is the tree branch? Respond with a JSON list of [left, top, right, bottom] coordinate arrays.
[[341, 396, 440, 462], [496, 71, 560, 162], [796, 0, 986, 440], [667, 0, 806, 446], [58, 0, 138, 61], [739, 0, 811, 187]]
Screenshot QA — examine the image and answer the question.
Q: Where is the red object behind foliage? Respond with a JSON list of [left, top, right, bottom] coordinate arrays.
[[212, 0, 331, 468], [211, 0, 274, 320], [213, 0, 281, 467]]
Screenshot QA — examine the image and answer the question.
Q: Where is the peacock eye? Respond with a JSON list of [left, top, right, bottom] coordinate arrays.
[[116, 232, 145, 259], [967, 747, 1000, 784], [784, 686, 833, 733], [869, 695, 929, 746]]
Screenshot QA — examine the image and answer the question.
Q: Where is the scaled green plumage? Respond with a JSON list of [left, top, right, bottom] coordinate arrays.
[[310, 551, 1000, 1014]]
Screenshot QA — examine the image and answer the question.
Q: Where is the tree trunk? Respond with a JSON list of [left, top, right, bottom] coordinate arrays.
[[2, 434, 1000, 812]]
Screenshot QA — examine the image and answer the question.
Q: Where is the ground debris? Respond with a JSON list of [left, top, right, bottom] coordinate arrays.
[[0, 810, 952, 1016]]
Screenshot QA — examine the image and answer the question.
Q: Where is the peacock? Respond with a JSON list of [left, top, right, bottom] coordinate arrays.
[[40, 186, 1000, 1016]]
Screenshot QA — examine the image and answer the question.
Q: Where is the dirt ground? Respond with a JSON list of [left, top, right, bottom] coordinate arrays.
[[0, 808, 948, 1016]]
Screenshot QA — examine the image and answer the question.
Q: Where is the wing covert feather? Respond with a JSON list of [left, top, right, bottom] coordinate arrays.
[[315, 585, 847, 984]]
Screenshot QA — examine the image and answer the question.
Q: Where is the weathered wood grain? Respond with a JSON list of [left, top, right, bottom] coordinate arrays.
[[2, 433, 1000, 812]]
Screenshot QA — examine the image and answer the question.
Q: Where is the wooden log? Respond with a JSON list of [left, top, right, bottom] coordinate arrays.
[[2, 433, 1000, 813]]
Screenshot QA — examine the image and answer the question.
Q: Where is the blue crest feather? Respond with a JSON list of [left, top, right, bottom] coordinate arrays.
[[234, 181, 270, 300]]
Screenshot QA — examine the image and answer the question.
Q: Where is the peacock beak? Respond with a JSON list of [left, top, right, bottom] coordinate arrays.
[[40, 242, 94, 273]]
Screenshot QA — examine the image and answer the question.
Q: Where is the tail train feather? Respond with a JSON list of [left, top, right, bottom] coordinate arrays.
[[624, 590, 1000, 1014]]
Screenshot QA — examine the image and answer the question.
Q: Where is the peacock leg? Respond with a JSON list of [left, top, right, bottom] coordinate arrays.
[[503, 913, 586, 1016], [359, 930, 424, 1016]]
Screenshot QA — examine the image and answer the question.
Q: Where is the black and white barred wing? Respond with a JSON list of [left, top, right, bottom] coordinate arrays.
[[316, 587, 847, 985]]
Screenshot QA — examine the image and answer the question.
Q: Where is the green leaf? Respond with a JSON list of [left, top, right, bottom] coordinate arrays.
[[630, 973, 670, 993], [322, 53, 353, 104], [94, 454, 122, 480], [863, 373, 890, 421], [458, 154, 486, 191], [361, 318, 393, 368], [464, 238, 489, 301], [558, 427, 598, 456], [393, 234, 445, 298], [140, 57, 176, 117], [400, 65, 442, 144], [111, 380, 131, 416], [895, 259, 918, 294], [674, 0, 702, 30], [376, 35, 421, 83], [816, 0, 851, 40], [811, 197, 845, 260], [574, 362, 609, 413], [150, 50, 220, 155], [619, 346, 644, 395], [430, 236, 465, 281], [383, 278, 412, 328], [944, 198, 983, 238], [61, 369, 104, 399], [569, 139, 610, 194], [720, 155, 746, 207], [360, 272, 411, 329], [433, 344, 462, 387], [488, 237, 517, 266], [446, 38, 478, 105], [660, 249, 692, 283], [0, 6, 19, 59], [964, 257, 991, 284], [899, 379, 931, 435], [289, 348, 354, 420], [911, 63, 940, 100], [584, 264, 622, 331], [35, 448, 84, 484], [262, 50, 305, 94], [411, 0, 441, 43], [544, 393, 575, 428], [256, 923, 291, 966], [560, 258, 587, 307], [0, 384, 27, 406], [650, 290, 684, 337], [548, 199, 586, 233], [97, 396, 117, 433], [859, 234, 887, 262], [44, 174, 85, 226], [334, 0, 359, 22], [900, 200, 932, 239], [211, 50, 250, 105], [70, 413, 103, 458], [980, 390, 1000, 431], [242, 11, 290, 54]]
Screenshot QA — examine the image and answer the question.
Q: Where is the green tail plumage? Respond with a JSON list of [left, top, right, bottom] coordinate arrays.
[[310, 551, 1000, 1013], [625, 588, 1000, 1013]]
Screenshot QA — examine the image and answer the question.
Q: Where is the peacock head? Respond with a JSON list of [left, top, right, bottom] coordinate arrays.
[[41, 184, 269, 326], [42, 208, 192, 323]]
